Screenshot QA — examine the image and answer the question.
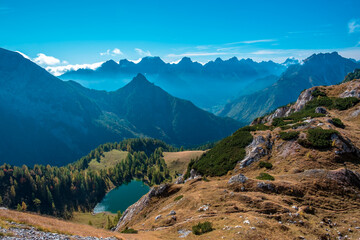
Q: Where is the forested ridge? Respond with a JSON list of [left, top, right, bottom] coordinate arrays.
[[0, 138, 175, 218]]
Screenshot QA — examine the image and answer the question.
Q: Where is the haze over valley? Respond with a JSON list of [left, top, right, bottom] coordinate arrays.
[[1, 0, 360, 239]]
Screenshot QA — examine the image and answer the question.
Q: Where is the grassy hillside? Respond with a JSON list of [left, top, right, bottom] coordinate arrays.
[[112, 79, 360, 239], [88, 150, 129, 171], [163, 151, 205, 176]]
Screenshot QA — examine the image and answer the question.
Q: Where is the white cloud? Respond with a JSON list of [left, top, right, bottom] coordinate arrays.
[[46, 62, 104, 76], [128, 58, 142, 64], [348, 19, 360, 33], [251, 50, 277, 55], [135, 48, 151, 57], [34, 53, 61, 65], [112, 48, 122, 55], [15, 51, 31, 60], [100, 48, 123, 56]]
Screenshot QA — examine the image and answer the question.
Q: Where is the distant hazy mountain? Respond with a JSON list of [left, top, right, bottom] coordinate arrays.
[[0, 48, 240, 166], [219, 52, 360, 123], [282, 57, 300, 67], [60, 56, 286, 110]]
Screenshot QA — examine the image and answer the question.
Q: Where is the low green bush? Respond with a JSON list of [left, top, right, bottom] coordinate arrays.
[[333, 97, 359, 110], [259, 161, 273, 169], [331, 118, 345, 128], [311, 88, 327, 97], [188, 130, 253, 176], [121, 227, 138, 234], [192, 221, 213, 235], [298, 128, 338, 149], [239, 124, 270, 131], [256, 173, 275, 181], [343, 69, 360, 83], [279, 131, 299, 140], [174, 195, 183, 201]]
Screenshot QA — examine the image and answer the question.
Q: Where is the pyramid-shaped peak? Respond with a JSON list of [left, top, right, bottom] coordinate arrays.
[[129, 73, 152, 85]]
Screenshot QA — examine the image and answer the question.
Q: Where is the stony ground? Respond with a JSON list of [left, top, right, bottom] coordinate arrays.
[[0, 220, 118, 240]]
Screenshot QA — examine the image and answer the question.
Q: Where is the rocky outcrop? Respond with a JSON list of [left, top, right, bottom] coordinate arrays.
[[258, 88, 315, 124], [315, 107, 327, 114], [115, 184, 169, 231], [240, 135, 273, 168], [228, 174, 248, 184], [340, 80, 360, 98], [332, 134, 360, 156], [185, 169, 201, 182], [175, 175, 184, 184]]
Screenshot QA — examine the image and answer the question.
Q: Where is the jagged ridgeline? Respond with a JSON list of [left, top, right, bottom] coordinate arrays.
[[0, 138, 175, 218]]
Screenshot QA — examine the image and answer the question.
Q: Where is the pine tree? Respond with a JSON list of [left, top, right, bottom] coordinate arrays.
[[21, 201, 27, 211]]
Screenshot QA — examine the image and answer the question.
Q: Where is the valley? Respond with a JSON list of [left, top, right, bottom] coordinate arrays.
[[0, 50, 359, 239]]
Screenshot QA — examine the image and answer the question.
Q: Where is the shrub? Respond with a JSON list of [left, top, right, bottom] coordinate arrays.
[[259, 161, 273, 169], [311, 88, 327, 97], [333, 97, 359, 110], [256, 173, 275, 181], [343, 69, 360, 83], [189, 130, 253, 176], [239, 124, 270, 131], [300, 128, 338, 149], [121, 227, 138, 234], [279, 131, 299, 140], [272, 118, 287, 127], [331, 118, 345, 128], [192, 221, 213, 235], [174, 195, 183, 201]]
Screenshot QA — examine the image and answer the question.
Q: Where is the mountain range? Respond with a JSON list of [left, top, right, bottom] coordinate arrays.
[[60, 56, 287, 111], [219, 52, 360, 123], [0, 48, 240, 166]]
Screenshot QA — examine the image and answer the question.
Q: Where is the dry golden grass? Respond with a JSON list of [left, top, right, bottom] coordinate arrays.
[[163, 151, 205, 175], [114, 81, 360, 239], [0, 209, 160, 240], [88, 150, 129, 171], [70, 211, 116, 229]]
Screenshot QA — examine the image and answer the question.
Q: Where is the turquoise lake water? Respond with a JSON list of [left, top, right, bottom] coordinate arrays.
[[93, 180, 150, 214]]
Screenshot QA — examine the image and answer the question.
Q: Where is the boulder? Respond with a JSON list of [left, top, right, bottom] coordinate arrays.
[[175, 175, 184, 184], [315, 107, 327, 114], [228, 174, 248, 184]]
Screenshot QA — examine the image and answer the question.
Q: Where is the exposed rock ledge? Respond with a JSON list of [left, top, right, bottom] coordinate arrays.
[[115, 184, 169, 231], [252, 88, 316, 125], [239, 134, 273, 168]]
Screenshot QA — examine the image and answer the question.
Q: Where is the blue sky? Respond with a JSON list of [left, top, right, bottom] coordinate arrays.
[[1, 0, 360, 75]]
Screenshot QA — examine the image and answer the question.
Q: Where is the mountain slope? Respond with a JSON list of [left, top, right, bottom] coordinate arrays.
[[0, 48, 239, 166], [219, 52, 360, 123], [60, 56, 286, 110], [113, 77, 360, 239]]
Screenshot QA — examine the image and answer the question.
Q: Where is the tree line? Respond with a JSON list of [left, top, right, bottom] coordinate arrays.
[[0, 138, 173, 218]]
